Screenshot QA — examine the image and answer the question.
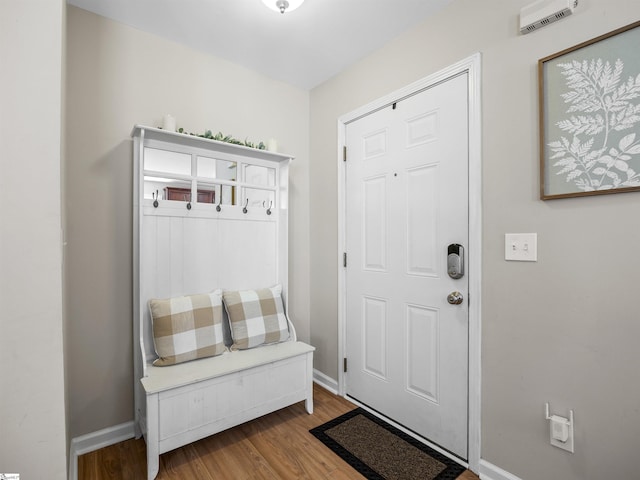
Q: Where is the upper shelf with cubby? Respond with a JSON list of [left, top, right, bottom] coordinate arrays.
[[131, 125, 292, 216]]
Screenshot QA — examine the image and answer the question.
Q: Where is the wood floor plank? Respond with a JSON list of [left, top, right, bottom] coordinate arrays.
[[77, 448, 98, 479], [157, 443, 215, 480], [193, 427, 281, 480], [78, 384, 477, 480], [96, 441, 123, 479], [117, 438, 147, 480], [240, 408, 351, 479]]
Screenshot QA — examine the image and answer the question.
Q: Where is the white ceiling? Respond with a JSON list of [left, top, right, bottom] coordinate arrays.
[[67, 0, 453, 90]]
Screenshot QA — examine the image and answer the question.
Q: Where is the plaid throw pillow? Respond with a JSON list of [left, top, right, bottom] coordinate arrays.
[[149, 291, 226, 366], [222, 285, 290, 350]]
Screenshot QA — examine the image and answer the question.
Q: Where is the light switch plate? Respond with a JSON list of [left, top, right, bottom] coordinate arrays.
[[505, 233, 537, 261]]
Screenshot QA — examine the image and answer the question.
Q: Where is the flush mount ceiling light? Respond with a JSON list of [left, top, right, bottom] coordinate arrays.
[[261, 0, 305, 14]]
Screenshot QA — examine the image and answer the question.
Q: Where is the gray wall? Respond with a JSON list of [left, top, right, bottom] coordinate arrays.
[[309, 0, 640, 479], [0, 1, 68, 478], [65, 6, 310, 438]]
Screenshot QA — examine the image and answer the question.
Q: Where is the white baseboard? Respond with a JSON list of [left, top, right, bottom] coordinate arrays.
[[68, 421, 135, 480], [313, 369, 338, 394], [479, 459, 523, 480]]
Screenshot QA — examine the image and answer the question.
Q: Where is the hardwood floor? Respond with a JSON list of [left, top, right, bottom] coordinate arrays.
[[79, 384, 478, 480]]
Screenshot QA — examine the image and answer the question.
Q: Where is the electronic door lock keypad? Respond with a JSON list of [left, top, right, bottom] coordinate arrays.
[[447, 244, 464, 279]]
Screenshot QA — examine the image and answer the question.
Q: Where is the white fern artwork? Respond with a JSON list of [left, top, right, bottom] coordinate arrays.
[[549, 58, 640, 192]]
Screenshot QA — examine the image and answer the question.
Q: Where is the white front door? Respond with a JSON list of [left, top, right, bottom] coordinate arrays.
[[345, 72, 469, 459]]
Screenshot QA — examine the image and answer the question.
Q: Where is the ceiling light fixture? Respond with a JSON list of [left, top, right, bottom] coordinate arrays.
[[262, 0, 305, 14]]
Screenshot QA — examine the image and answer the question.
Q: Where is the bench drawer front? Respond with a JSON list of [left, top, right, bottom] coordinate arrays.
[[157, 355, 308, 441]]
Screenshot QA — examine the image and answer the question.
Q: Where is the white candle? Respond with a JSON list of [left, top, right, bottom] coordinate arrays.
[[267, 138, 278, 152], [163, 114, 176, 132]]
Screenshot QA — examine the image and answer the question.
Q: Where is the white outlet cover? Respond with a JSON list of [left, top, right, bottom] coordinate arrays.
[[505, 233, 537, 261]]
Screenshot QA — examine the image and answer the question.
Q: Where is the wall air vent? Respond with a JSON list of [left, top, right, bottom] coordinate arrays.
[[519, 0, 578, 35]]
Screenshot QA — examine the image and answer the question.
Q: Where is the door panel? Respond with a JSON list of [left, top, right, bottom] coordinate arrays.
[[406, 164, 439, 276], [406, 304, 439, 403], [345, 72, 469, 459], [363, 296, 387, 379], [363, 175, 387, 271]]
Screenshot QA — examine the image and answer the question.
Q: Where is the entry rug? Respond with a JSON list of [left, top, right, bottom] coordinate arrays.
[[309, 408, 465, 480]]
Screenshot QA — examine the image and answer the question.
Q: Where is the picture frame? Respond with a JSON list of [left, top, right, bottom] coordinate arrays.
[[539, 20, 640, 200]]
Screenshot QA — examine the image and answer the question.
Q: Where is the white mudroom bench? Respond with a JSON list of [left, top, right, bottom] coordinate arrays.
[[132, 126, 314, 480], [139, 323, 314, 480]]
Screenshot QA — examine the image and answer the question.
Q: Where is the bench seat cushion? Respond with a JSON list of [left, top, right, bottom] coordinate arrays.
[[141, 340, 315, 394]]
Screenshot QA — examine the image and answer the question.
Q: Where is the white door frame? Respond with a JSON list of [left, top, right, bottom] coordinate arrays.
[[337, 52, 482, 473]]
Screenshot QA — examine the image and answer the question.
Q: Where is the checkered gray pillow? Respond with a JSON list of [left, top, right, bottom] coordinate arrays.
[[149, 290, 226, 366], [222, 285, 290, 350]]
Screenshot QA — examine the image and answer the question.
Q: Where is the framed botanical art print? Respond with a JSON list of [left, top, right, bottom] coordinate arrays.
[[539, 20, 640, 199]]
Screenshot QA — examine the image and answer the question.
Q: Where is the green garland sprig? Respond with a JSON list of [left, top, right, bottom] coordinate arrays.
[[160, 125, 266, 150]]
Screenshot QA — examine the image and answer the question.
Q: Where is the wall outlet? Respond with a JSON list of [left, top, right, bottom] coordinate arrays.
[[505, 233, 537, 261]]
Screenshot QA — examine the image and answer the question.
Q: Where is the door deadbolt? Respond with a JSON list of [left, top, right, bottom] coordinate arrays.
[[447, 291, 464, 305], [447, 244, 464, 279]]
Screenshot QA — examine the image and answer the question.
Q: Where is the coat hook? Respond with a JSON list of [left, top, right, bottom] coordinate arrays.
[[184, 194, 192, 210], [243, 198, 249, 214], [153, 190, 159, 208], [266, 200, 273, 216]]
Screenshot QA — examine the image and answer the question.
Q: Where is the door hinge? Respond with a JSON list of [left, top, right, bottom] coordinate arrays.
[[343, 357, 348, 373], [343, 252, 347, 267], [343, 145, 347, 162]]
